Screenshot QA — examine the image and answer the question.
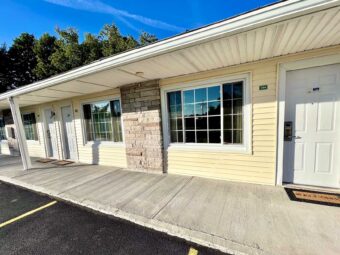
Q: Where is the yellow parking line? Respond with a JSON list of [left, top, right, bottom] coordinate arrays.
[[188, 247, 198, 255], [0, 201, 57, 228]]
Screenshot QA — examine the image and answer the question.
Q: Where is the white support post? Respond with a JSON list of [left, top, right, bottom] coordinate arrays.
[[8, 97, 32, 170]]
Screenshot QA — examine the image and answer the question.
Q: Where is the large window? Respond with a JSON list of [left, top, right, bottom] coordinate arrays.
[[22, 113, 38, 141], [0, 117, 6, 140], [83, 99, 123, 143], [167, 79, 247, 146]]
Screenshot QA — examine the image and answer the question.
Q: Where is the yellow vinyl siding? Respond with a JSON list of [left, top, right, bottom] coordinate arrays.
[[20, 106, 46, 158], [72, 89, 127, 168], [21, 89, 127, 167], [160, 46, 340, 185]]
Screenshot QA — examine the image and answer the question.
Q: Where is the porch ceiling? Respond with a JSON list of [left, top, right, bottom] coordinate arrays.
[[0, 2, 340, 110]]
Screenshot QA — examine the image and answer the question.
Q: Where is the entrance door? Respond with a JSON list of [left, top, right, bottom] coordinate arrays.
[[61, 106, 77, 160], [44, 109, 58, 158], [283, 64, 340, 188]]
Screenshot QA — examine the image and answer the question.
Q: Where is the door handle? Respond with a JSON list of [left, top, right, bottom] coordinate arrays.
[[288, 135, 301, 140]]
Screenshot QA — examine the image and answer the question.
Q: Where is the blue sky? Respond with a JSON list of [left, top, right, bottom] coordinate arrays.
[[0, 0, 278, 45]]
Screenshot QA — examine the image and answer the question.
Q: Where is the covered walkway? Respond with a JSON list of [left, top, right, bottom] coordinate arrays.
[[0, 155, 339, 255]]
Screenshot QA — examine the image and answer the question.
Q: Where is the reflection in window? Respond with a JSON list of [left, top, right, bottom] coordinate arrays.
[[83, 100, 123, 142], [22, 113, 38, 141], [223, 82, 243, 144], [167, 91, 183, 143], [167, 81, 244, 145], [0, 117, 6, 140]]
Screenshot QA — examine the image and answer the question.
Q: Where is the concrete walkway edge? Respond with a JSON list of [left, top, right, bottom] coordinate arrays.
[[0, 175, 268, 255]]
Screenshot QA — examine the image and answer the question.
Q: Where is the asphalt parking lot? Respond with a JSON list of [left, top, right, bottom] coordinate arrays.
[[0, 182, 225, 255]]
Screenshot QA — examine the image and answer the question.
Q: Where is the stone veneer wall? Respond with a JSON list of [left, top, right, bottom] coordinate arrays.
[[120, 80, 164, 173]]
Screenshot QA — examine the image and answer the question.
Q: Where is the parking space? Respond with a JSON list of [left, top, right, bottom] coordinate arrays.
[[0, 182, 225, 255]]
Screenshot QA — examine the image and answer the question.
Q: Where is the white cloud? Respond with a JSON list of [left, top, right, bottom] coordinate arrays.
[[44, 0, 184, 32]]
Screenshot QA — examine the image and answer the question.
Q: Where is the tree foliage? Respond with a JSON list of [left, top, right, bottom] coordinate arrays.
[[7, 33, 37, 88], [33, 33, 58, 80], [0, 23, 158, 92]]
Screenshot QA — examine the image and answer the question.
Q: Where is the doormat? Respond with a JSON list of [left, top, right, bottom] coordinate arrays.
[[51, 160, 74, 166], [36, 158, 56, 163], [285, 188, 340, 207]]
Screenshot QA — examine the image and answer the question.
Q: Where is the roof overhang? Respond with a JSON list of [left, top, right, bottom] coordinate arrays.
[[1, 0, 340, 110]]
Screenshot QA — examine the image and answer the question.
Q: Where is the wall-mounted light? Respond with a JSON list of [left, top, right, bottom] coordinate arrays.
[[135, 72, 144, 77]]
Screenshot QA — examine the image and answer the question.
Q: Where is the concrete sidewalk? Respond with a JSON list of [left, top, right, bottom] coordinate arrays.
[[0, 155, 339, 255]]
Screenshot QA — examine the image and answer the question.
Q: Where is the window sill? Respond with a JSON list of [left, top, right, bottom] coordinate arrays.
[[167, 143, 251, 154], [84, 141, 125, 148]]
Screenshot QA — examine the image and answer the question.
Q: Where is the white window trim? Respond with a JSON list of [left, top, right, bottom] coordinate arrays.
[[161, 73, 252, 153], [80, 97, 125, 147], [21, 111, 39, 143]]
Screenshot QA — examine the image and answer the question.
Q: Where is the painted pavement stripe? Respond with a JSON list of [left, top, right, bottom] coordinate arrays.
[[0, 201, 57, 228]]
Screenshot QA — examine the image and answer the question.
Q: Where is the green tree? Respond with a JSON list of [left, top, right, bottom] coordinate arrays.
[[81, 33, 103, 64], [100, 24, 138, 57], [0, 23, 159, 92], [0, 44, 10, 93], [33, 33, 58, 79], [50, 27, 83, 73], [139, 32, 158, 46], [7, 33, 37, 87]]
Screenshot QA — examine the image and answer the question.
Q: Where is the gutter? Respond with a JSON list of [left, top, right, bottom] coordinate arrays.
[[0, 0, 339, 101]]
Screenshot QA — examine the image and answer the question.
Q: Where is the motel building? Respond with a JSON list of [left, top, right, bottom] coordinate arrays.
[[0, 0, 340, 190]]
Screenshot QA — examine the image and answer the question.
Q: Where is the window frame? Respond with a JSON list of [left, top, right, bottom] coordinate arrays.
[[0, 116, 6, 141], [80, 97, 124, 146], [21, 112, 39, 141], [161, 73, 252, 153]]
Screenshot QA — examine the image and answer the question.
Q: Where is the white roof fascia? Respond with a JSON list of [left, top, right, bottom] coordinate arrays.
[[0, 0, 339, 101]]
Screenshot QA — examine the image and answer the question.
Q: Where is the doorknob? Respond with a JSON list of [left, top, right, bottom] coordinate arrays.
[[288, 135, 301, 140]]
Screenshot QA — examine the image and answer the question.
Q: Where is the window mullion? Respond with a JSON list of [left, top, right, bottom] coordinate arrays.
[[220, 84, 224, 145], [180, 90, 184, 143], [91, 108, 95, 141]]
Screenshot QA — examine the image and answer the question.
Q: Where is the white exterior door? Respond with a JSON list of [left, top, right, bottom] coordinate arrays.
[[61, 106, 77, 161], [44, 109, 58, 159], [283, 64, 340, 188]]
